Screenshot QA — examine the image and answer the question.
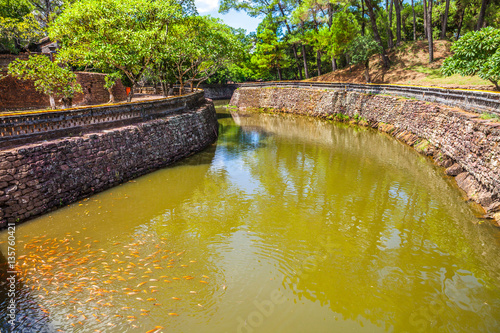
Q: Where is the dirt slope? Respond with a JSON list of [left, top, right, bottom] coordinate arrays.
[[308, 40, 495, 91]]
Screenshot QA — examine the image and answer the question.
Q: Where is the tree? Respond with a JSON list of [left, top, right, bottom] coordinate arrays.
[[251, 18, 290, 80], [8, 54, 82, 108], [329, 11, 360, 61], [364, 0, 390, 68], [220, 0, 305, 79], [349, 35, 382, 83], [0, 0, 44, 53], [425, 0, 433, 62], [104, 72, 121, 103], [29, 0, 66, 26], [0, 14, 44, 53], [476, 0, 491, 30], [154, 16, 245, 94], [440, 0, 450, 39], [0, 0, 33, 19], [49, 0, 187, 102], [442, 27, 500, 90]]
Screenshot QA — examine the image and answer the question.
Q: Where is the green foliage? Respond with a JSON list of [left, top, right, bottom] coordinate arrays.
[[329, 11, 359, 58], [250, 17, 290, 79], [104, 72, 121, 90], [480, 112, 500, 122], [50, 0, 187, 91], [155, 15, 245, 89], [0, 0, 33, 19], [7, 54, 82, 107], [349, 35, 382, 65], [0, 0, 44, 53], [441, 27, 500, 89], [0, 14, 44, 53]]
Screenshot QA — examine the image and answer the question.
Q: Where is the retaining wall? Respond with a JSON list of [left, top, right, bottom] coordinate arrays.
[[0, 91, 205, 149], [0, 95, 218, 227], [135, 84, 240, 100], [231, 86, 500, 225], [239, 81, 500, 116]]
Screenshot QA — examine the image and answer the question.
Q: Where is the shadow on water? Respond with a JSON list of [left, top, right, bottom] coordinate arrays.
[[216, 112, 234, 120], [0, 249, 53, 333]]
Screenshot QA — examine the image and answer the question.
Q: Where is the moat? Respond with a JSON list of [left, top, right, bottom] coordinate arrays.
[[1, 100, 500, 332]]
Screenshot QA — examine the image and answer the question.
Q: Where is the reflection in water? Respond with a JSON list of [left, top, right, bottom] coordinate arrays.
[[1, 103, 500, 332]]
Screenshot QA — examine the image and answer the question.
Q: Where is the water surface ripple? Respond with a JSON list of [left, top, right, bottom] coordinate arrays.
[[1, 102, 500, 333]]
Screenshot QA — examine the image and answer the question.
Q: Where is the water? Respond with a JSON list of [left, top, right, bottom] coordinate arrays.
[[1, 100, 500, 333]]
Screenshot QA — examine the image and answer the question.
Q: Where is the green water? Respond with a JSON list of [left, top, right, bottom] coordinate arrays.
[[1, 101, 500, 333]]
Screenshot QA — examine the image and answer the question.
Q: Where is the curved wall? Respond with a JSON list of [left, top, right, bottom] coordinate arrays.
[[0, 97, 218, 227], [231, 86, 500, 225]]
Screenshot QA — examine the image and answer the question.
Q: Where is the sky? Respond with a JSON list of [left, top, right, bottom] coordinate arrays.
[[194, 0, 261, 33]]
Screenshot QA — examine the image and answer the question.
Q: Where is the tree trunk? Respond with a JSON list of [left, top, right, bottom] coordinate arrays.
[[423, 0, 428, 38], [168, 83, 174, 95], [62, 97, 72, 108], [49, 95, 55, 109], [107, 88, 115, 103], [440, 0, 450, 39], [277, 66, 282, 81], [411, 0, 417, 40], [361, 0, 366, 36], [277, 1, 303, 80], [302, 43, 309, 79], [292, 44, 303, 80], [476, 0, 490, 30], [332, 57, 337, 71], [161, 82, 166, 97], [427, 0, 434, 63], [179, 81, 184, 95], [364, 60, 371, 83], [127, 84, 134, 102], [489, 79, 499, 91], [456, 7, 466, 39], [386, 0, 394, 48], [190, 81, 194, 92], [316, 50, 322, 76], [365, 0, 390, 68], [394, 0, 402, 45]]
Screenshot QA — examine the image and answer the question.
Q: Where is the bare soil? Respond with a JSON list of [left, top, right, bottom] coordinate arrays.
[[308, 40, 496, 91]]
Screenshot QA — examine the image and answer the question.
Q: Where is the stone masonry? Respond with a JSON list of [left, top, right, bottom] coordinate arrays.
[[0, 100, 218, 227]]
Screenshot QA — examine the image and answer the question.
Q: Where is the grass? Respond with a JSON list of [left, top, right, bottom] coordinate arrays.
[[405, 65, 491, 86], [480, 112, 500, 122]]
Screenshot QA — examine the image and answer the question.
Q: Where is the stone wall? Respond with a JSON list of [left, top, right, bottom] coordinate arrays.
[[231, 87, 500, 225], [199, 84, 240, 100], [0, 100, 218, 227], [0, 70, 127, 111]]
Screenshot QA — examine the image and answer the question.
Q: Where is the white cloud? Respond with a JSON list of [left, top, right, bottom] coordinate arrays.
[[195, 0, 219, 13]]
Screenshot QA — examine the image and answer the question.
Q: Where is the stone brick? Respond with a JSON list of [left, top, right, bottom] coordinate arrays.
[[0, 99, 217, 226]]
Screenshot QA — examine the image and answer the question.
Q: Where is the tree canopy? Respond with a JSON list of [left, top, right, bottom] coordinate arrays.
[[442, 26, 500, 89], [8, 54, 81, 108], [49, 0, 189, 100]]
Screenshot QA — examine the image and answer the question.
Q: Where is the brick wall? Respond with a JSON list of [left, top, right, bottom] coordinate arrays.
[[73, 72, 127, 106], [0, 66, 127, 111]]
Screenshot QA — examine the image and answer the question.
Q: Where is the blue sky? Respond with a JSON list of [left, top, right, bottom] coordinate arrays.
[[194, 0, 261, 33]]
